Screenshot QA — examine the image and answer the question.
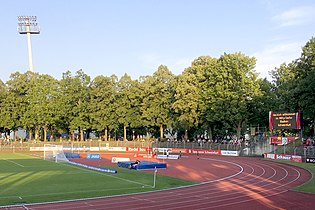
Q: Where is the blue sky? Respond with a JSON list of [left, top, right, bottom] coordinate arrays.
[[1, 0, 314, 82]]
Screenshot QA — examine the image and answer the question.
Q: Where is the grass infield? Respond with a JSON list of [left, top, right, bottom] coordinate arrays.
[[0, 152, 198, 206], [280, 161, 315, 193], [263, 158, 315, 193]]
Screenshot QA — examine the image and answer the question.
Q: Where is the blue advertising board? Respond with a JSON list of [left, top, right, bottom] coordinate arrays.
[[86, 154, 101, 160]]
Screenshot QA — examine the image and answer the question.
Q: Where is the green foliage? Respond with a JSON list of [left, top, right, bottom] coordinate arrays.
[[116, 73, 141, 128], [171, 65, 202, 130], [2, 72, 31, 132], [274, 160, 315, 193], [0, 80, 7, 132], [201, 53, 261, 139], [293, 37, 315, 136], [141, 65, 174, 138], [247, 78, 277, 129], [59, 70, 91, 140], [270, 37, 315, 137], [2, 37, 315, 140], [270, 63, 297, 111]]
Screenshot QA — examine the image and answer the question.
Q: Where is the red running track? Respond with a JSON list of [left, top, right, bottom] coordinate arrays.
[[5, 155, 315, 210]]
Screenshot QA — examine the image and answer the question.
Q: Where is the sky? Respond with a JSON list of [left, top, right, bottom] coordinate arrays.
[[1, 0, 315, 83]]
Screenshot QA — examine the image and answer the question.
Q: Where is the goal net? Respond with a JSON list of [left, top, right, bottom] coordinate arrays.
[[44, 144, 69, 163]]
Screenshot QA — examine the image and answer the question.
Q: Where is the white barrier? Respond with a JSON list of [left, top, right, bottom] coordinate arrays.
[[156, 154, 180, 159], [108, 147, 126, 152], [221, 150, 239, 156], [90, 147, 100, 151], [111, 157, 130, 163]]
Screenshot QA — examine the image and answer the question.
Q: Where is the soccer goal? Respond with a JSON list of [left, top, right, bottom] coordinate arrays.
[[44, 144, 69, 163]]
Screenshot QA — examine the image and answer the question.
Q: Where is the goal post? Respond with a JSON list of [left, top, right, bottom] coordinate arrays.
[[44, 144, 69, 163]]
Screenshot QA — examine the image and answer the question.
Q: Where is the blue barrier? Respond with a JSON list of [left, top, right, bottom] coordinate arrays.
[[64, 152, 80, 158], [69, 161, 117, 174]]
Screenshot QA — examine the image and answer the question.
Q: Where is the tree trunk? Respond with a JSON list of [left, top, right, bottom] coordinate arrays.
[[80, 128, 84, 141], [160, 124, 163, 140], [5, 129, 11, 139], [124, 125, 127, 141], [208, 125, 213, 141], [86, 129, 91, 139], [236, 121, 242, 140], [34, 126, 39, 140], [104, 127, 108, 141], [14, 130, 18, 141], [146, 129, 150, 140], [43, 126, 47, 142], [184, 129, 188, 141], [29, 130, 33, 142], [71, 130, 75, 141]]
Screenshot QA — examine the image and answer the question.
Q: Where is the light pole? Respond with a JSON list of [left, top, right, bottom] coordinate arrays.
[[17, 16, 40, 72]]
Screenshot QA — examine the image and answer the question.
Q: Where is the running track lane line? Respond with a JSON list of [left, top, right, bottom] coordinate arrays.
[[4, 156, 312, 210]]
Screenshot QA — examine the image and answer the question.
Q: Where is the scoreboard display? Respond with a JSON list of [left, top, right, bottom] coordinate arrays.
[[269, 111, 302, 130]]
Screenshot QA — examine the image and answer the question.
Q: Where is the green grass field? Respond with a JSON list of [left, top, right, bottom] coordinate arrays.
[[281, 161, 315, 193], [264, 159, 315, 193], [0, 153, 197, 206]]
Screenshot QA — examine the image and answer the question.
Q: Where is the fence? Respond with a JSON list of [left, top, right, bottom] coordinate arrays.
[[0, 140, 241, 152], [1, 139, 314, 158]]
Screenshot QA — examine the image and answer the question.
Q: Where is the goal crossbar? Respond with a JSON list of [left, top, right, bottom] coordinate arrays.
[[44, 144, 69, 163]]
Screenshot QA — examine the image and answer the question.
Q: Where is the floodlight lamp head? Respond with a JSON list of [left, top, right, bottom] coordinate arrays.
[[17, 15, 40, 34], [17, 16, 37, 22]]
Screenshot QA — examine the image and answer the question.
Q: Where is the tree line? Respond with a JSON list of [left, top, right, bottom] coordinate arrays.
[[0, 37, 314, 142]]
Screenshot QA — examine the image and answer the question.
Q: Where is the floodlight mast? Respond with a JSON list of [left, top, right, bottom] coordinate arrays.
[[17, 16, 40, 72]]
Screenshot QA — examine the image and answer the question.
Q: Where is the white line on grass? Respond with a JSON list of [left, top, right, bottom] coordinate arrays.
[[0, 171, 96, 178], [0, 158, 25, 167], [0, 156, 244, 209], [0, 186, 143, 200], [0, 185, 155, 209]]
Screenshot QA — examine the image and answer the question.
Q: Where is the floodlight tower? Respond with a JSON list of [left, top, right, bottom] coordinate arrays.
[[17, 16, 40, 72]]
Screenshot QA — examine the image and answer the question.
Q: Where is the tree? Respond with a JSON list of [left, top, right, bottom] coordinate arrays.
[[194, 56, 220, 140], [270, 63, 297, 111], [141, 65, 174, 140], [171, 66, 202, 141], [293, 37, 315, 136], [89, 75, 118, 140], [247, 78, 277, 132], [21, 73, 60, 141], [0, 79, 6, 133], [204, 52, 261, 139], [59, 70, 91, 141], [116, 74, 141, 141], [3, 72, 31, 140]]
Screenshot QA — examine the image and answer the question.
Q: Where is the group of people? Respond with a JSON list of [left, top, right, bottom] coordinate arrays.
[[304, 138, 315, 147]]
